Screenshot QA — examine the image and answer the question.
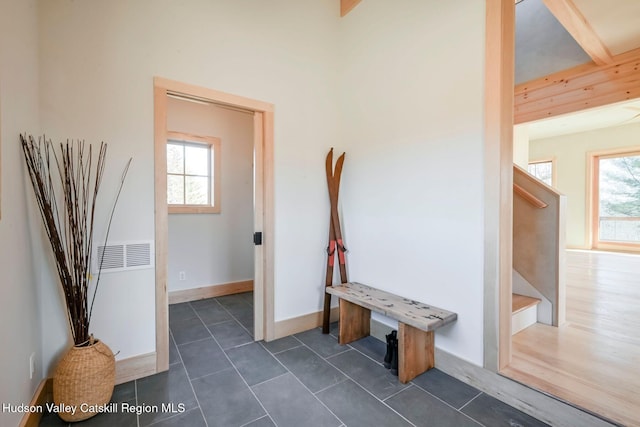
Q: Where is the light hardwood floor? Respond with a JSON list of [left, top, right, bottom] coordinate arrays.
[[502, 250, 640, 427]]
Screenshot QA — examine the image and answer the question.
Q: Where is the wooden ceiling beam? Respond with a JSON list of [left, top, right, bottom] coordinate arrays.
[[340, 0, 362, 17], [514, 47, 640, 124], [542, 0, 614, 65]]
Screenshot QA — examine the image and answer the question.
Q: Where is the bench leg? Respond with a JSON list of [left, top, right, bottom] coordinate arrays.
[[338, 299, 371, 344], [398, 322, 434, 384]]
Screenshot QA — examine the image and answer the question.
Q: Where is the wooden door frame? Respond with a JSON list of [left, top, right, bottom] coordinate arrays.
[[497, 5, 640, 371], [484, 0, 515, 372], [153, 77, 275, 372]]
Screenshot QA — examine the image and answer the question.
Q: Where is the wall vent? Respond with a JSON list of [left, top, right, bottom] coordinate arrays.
[[92, 240, 154, 274]]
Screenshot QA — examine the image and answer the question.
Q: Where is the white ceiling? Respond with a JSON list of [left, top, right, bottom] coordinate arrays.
[[573, 0, 640, 55], [524, 98, 640, 140]]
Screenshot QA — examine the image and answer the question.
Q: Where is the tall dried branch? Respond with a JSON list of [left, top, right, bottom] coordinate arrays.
[[20, 134, 129, 346]]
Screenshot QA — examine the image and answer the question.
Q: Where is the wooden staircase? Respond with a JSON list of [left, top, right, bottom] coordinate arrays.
[[513, 164, 566, 326], [512, 293, 541, 335]]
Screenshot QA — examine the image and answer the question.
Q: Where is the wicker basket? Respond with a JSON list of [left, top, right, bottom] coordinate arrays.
[[52, 338, 115, 422]]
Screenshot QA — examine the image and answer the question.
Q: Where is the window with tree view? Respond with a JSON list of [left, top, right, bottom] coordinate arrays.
[[528, 160, 553, 186], [167, 133, 221, 214], [597, 151, 640, 245]]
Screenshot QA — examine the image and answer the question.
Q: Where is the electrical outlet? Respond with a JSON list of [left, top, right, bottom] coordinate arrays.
[[29, 353, 35, 379], [179, 271, 186, 281]]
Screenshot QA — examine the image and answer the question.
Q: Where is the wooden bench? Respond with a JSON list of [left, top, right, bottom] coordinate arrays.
[[326, 282, 457, 383]]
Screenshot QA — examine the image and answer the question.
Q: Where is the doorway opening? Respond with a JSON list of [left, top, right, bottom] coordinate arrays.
[[153, 77, 275, 372], [507, 99, 640, 427]]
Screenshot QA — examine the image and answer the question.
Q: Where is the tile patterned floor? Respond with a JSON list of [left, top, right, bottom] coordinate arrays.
[[40, 292, 549, 427]]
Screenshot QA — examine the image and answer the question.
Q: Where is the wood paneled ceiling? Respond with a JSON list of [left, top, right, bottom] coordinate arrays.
[[515, 0, 640, 83], [516, 0, 640, 129]]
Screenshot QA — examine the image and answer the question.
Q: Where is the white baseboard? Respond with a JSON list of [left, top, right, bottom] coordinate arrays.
[[168, 280, 253, 304]]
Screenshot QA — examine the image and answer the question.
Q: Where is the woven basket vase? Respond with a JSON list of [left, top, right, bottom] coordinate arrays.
[[52, 339, 115, 422]]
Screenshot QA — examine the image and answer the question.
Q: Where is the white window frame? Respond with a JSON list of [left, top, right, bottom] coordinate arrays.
[[166, 131, 221, 214]]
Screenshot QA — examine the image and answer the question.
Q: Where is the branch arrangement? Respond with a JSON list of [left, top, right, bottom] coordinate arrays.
[[20, 134, 129, 346]]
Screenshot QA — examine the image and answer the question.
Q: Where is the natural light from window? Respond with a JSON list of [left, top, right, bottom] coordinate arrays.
[[598, 153, 640, 244], [527, 160, 553, 186], [167, 141, 212, 205], [166, 132, 221, 214]]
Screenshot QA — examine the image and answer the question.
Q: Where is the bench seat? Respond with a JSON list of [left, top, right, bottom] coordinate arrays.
[[326, 281, 457, 383]]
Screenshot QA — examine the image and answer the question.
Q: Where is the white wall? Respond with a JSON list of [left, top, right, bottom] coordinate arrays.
[[16, 0, 490, 378], [167, 97, 254, 291], [513, 124, 530, 168], [37, 0, 341, 371], [338, 0, 486, 365], [530, 122, 640, 248], [0, 0, 43, 424]]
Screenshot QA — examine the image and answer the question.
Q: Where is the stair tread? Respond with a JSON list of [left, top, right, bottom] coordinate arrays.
[[512, 293, 541, 314]]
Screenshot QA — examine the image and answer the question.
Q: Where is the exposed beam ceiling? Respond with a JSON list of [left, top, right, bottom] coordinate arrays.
[[572, 0, 640, 55], [542, 0, 614, 65], [514, 47, 640, 124], [515, 0, 640, 133], [515, 0, 591, 84]]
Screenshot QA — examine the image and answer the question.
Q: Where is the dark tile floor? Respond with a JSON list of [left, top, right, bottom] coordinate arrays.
[[40, 292, 549, 427]]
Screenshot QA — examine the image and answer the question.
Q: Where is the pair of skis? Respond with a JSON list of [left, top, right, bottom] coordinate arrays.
[[322, 148, 348, 334]]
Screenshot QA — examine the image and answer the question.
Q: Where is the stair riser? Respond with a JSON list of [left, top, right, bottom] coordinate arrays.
[[512, 305, 537, 335]]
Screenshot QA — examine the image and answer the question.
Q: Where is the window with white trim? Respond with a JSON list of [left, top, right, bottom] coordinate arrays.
[[167, 132, 221, 214], [527, 160, 553, 186]]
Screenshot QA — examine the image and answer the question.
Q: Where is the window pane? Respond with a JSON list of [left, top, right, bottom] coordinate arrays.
[[528, 162, 552, 186], [185, 144, 209, 176], [185, 176, 209, 205], [598, 154, 640, 243], [167, 175, 184, 204], [167, 143, 184, 174]]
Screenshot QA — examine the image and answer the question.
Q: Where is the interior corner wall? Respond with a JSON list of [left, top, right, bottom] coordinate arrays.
[[0, 0, 43, 423], [166, 98, 254, 292], [338, 0, 486, 365], [37, 0, 341, 369], [529, 122, 640, 248], [34, 0, 488, 372]]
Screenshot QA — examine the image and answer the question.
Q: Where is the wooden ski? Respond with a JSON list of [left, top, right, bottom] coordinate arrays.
[[322, 148, 348, 334]]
